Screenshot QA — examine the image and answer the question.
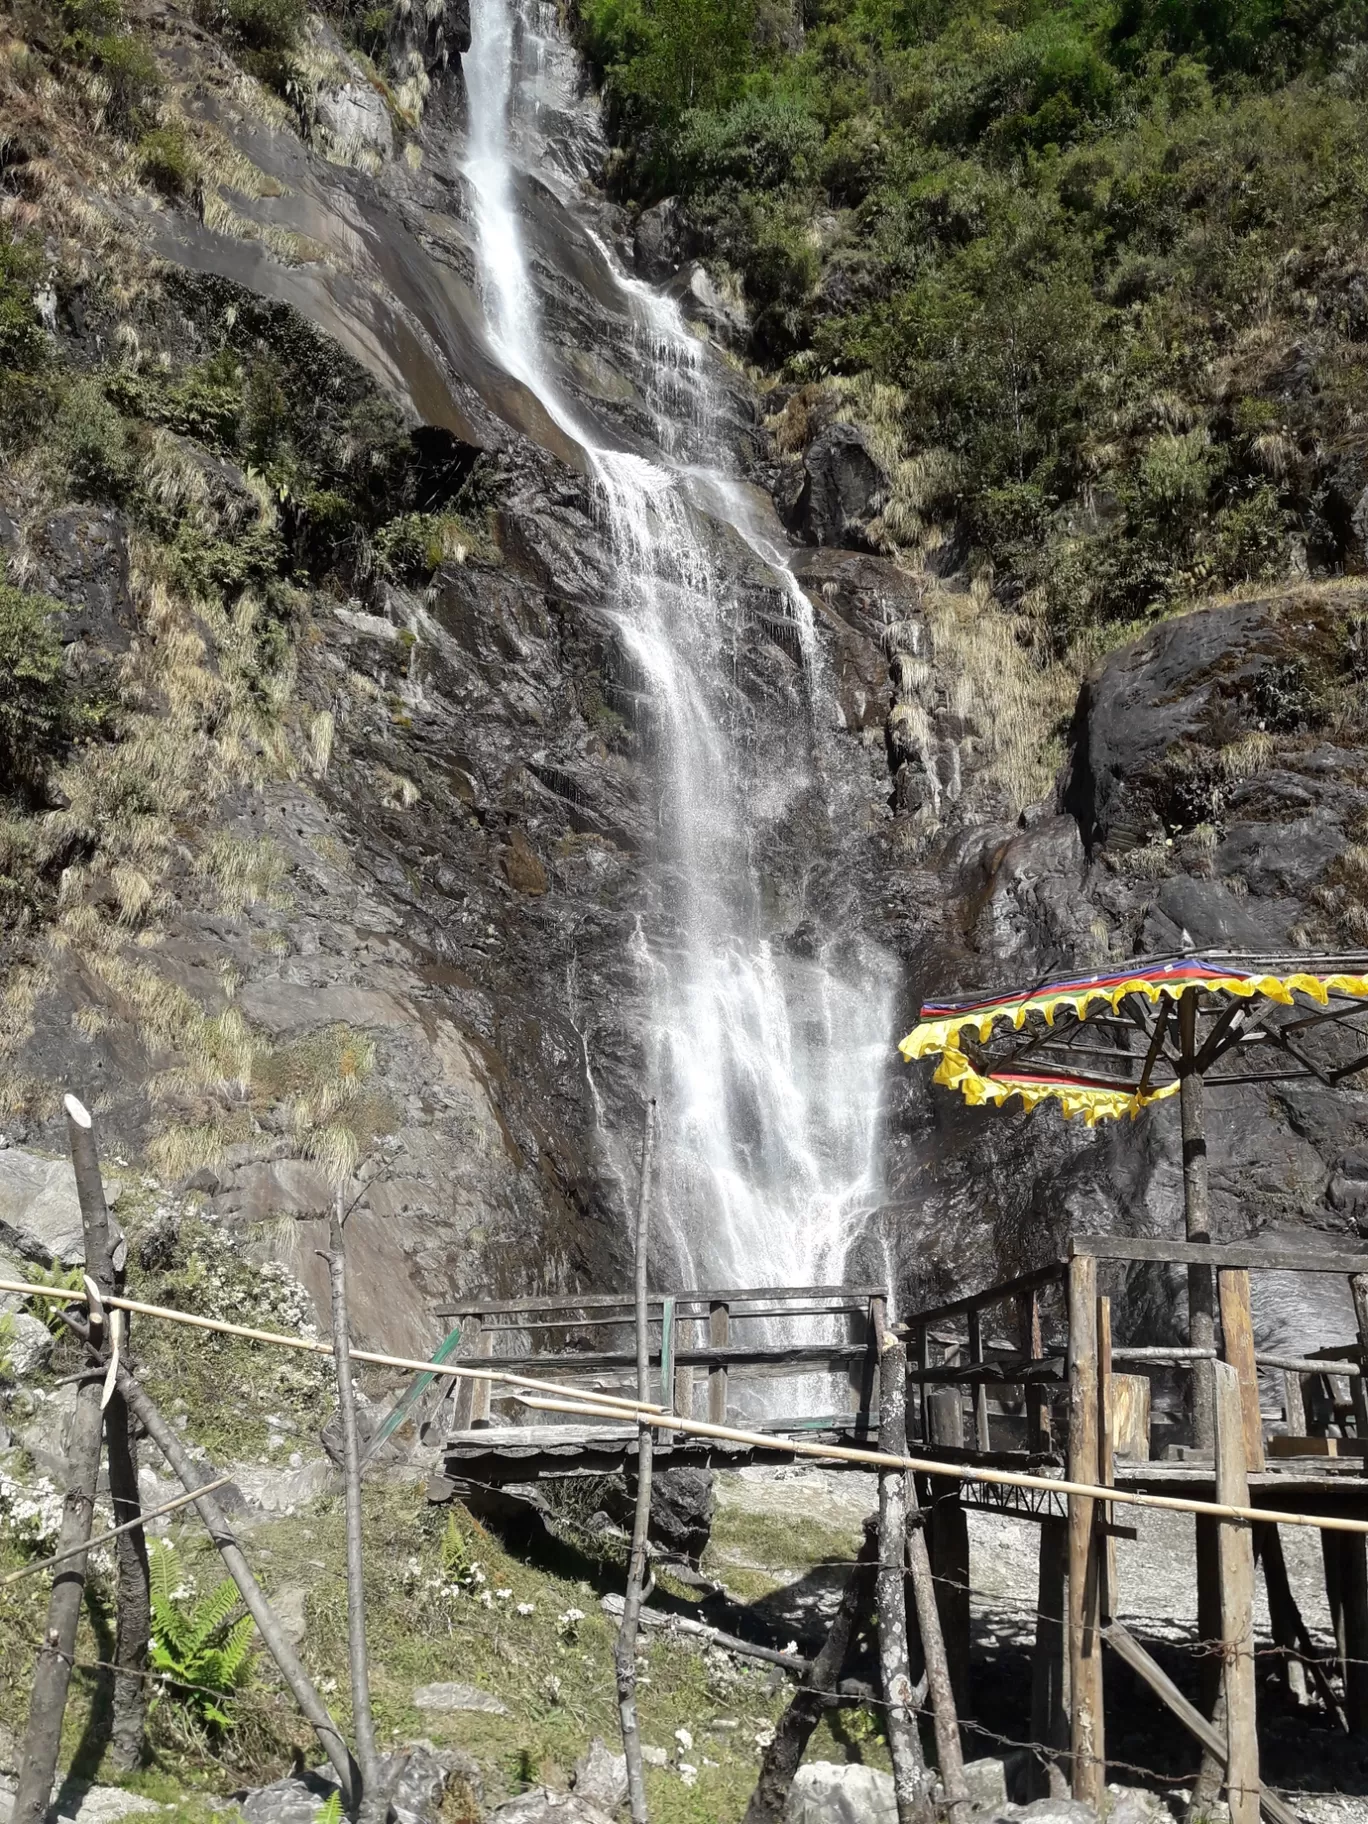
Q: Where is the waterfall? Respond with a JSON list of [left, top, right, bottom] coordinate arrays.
[[461, 0, 897, 1326]]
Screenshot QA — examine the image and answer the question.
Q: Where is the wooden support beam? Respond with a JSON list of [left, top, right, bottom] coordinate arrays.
[[469, 1322, 493, 1428], [1283, 1370, 1307, 1437], [1214, 1360, 1260, 1824], [1073, 1236, 1368, 1275], [1104, 1622, 1301, 1824], [709, 1301, 730, 1426], [876, 1336, 931, 1823], [968, 1308, 991, 1452], [1254, 1524, 1310, 1709], [1020, 1293, 1052, 1455], [1327, 1528, 1368, 1732], [1030, 1518, 1070, 1799], [1219, 1270, 1266, 1472], [1066, 1253, 1104, 1805], [924, 1389, 970, 1716]]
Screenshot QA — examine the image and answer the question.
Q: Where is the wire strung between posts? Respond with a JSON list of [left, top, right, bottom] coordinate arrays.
[[11, 1274, 1368, 1539]]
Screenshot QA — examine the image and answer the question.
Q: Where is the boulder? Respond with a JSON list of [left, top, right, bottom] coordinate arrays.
[[0, 1148, 103, 1268], [634, 198, 689, 282], [790, 424, 887, 550], [649, 1463, 714, 1562], [489, 1791, 616, 1824], [672, 263, 750, 351], [962, 1758, 1010, 1814], [381, 1744, 448, 1824], [573, 1738, 628, 1812], [412, 1679, 508, 1715], [786, 1761, 897, 1823], [2, 1311, 55, 1379], [237, 1773, 339, 1824]]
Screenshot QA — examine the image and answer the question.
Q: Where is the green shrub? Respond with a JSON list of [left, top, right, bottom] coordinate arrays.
[[138, 125, 197, 198], [0, 585, 69, 785], [149, 1540, 258, 1733], [52, 376, 136, 501], [92, 29, 162, 132], [0, 232, 46, 375]]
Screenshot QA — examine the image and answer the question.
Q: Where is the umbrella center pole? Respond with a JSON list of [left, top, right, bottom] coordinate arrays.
[[1179, 989, 1216, 1452]]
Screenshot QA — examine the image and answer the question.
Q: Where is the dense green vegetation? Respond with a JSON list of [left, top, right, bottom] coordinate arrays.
[[580, 0, 1368, 642]]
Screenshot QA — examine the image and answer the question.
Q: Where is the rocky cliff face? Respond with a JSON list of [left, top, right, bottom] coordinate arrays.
[[2, 0, 1366, 1360]]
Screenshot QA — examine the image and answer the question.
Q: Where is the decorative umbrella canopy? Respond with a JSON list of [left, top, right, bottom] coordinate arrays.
[[900, 947, 1368, 1448], [901, 951, 1368, 1128]]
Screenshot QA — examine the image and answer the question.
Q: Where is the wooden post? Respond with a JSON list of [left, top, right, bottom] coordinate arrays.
[[659, 1296, 675, 1447], [1020, 1292, 1051, 1455], [925, 1389, 970, 1713], [328, 1193, 380, 1818], [877, 1336, 930, 1823], [617, 1103, 656, 1824], [1283, 1369, 1307, 1437], [1325, 1529, 1368, 1732], [1254, 1524, 1309, 1706], [1030, 1519, 1070, 1798], [1190, 1515, 1224, 1819], [13, 1097, 111, 1824], [102, 1345, 358, 1801], [904, 1486, 969, 1820], [1350, 1276, 1368, 1449], [1178, 988, 1216, 1452], [1213, 1360, 1260, 1824], [64, 1106, 150, 1774], [967, 1307, 991, 1452], [468, 1320, 493, 1428], [914, 1323, 930, 1444], [1218, 1270, 1266, 1472], [1097, 1295, 1117, 1623], [1111, 1376, 1152, 1460], [1066, 1253, 1104, 1804], [674, 1360, 694, 1424], [709, 1301, 730, 1426]]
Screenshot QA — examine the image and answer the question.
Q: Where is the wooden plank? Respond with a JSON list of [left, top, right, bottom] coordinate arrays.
[[1111, 1376, 1151, 1461], [1283, 1370, 1307, 1436], [1103, 1622, 1302, 1824], [437, 1284, 888, 1317], [709, 1302, 730, 1426], [1072, 1236, 1368, 1275], [1021, 1293, 1052, 1455], [1219, 1270, 1267, 1472], [968, 1308, 991, 1452], [898, 1261, 1065, 1330], [1067, 1254, 1104, 1804], [1214, 1359, 1260, 1824], [482, 1342, 874, 1375]]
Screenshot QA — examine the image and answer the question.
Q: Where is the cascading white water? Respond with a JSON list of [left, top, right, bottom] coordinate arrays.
[[461, 0, 897, 1334]]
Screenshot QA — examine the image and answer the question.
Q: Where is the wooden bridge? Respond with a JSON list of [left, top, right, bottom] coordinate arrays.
[[427, 1281, 888, 1505], [427, 1235, 1368, 1815]]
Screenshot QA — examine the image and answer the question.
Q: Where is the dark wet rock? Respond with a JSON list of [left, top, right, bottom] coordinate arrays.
[[647, 1463, 715, 1562], [788, 423, 888, 550], [24, 507, 136, 660], [634, 197, 689, 281]]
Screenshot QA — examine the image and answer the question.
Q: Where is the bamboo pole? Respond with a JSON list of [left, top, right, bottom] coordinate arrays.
[[876, 1335, 930, 1824], [0, 1279, 662, 1413], [13, 1097, 111, 1824], [1214, 1361, 1260, 1824], [328, 1192, 381, 1819], [616, 1102, 655, 1824], [1067, 1255, 1103, 1804]]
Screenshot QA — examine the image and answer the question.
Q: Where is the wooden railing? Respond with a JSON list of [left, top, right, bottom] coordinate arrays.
[[435, 1283, 889, 1434]]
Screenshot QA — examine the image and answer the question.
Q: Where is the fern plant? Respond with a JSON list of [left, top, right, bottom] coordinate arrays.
[[23, 1261, 86, 1337], [148, 1541, 258, 1731]]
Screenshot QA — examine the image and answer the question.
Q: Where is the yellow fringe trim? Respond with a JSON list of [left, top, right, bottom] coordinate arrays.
[[900, 970, 1368, 1065], [931, 1046, 1182, 1127]]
